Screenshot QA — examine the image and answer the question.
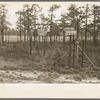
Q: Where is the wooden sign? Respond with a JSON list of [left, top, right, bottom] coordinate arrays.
[[64, 27, 76, 36]]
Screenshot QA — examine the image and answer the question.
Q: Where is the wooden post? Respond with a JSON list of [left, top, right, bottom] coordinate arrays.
[[42, 36, 43, 43], [75, 38, 79, 68], [81, 40, 84, 67], [1, 29, 4, 45], [45, 36, 47, 46], [68, 35, 72, 68], [50, 35, 52, 46], [20, 29, 21, 42], [0, 31, 2, 45], [55, 35, 57, 48], [27, 31, 28, 41], [72, 35, 75, 68], [17, 31, 19, 42], [8, 30, 9, 42], [63, 30, 65, 44], [24, 29, 26, 42], [39, 36, 40, 43], [5, 30, 7, 42], [43, 36, 46, 55], [54, 35, 55, 46], [34, 36, 35, 46], [30, 37, 32, 55]]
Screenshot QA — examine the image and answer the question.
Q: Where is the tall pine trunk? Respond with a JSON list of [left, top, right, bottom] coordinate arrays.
[[85, 4, 88, 48], [1, 29, 4, 45], [63, 30, 65, 44]]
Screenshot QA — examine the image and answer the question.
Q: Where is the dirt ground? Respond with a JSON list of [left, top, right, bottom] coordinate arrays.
[[0, 41, 100, 83]]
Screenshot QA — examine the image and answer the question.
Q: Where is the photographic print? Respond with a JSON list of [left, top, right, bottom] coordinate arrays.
[[0, 1, 100, 84]]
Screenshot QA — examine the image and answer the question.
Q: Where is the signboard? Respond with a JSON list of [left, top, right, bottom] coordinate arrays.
[[38, 28, 49, 36], [64, 27, 76, 36], [65, 31, 76, 35]]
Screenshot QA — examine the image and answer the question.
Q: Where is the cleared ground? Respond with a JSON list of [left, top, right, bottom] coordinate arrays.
[[0, 40, 100, 83]]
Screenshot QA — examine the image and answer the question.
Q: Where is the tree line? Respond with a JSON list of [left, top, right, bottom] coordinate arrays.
[[0, 3, 100, 47]]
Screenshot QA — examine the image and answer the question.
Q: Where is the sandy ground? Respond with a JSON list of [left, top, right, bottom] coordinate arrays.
[[0, 69, 100, 83], [0, 56, 100, 83]]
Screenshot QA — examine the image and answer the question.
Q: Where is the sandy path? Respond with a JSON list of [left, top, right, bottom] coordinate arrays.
[[0, 69, 100, 83]]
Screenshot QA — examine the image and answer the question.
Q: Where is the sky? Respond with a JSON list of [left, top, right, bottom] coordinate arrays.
[[1, 2, 100, 29]]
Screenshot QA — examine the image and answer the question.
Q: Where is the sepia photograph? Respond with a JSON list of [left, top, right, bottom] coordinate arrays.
[[0, 1, 100, 84]]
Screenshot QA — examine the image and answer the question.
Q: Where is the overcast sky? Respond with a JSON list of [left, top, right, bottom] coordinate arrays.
[[1, 2, 100, 29]]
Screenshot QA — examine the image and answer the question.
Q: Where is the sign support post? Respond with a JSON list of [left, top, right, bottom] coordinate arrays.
[[64, 27, 77, 68], [81, 40, 84, 67], [73, 36, 75, 68], [75, 37, 79, 68], [68, 35, 72, 68]]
